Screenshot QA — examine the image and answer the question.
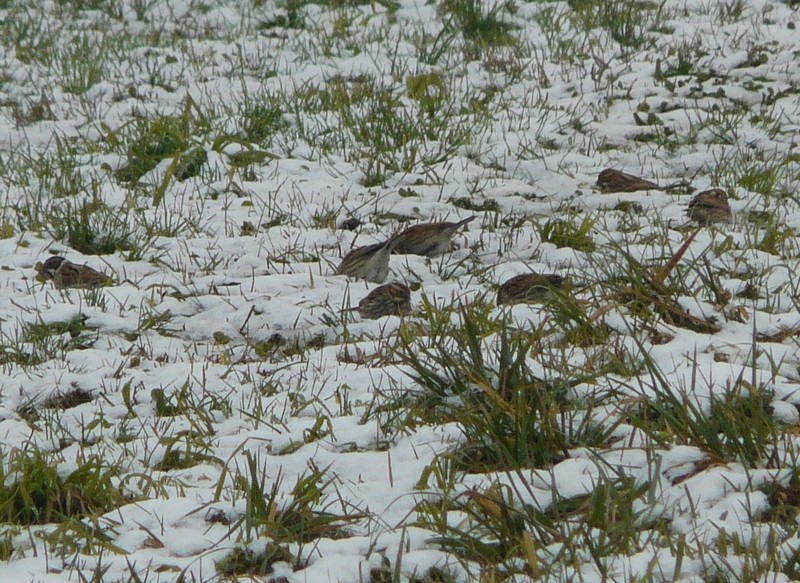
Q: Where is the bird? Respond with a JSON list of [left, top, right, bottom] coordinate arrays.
[[338, 217, 363, 231], [35, 256, 112, 289], [356, 282, 412, 319], [497, 273, 564, 306], [596, 169, 662, 193], [392, 216, 476, 257], [686, 188, 731, 225], [336, 234, 403, 283]]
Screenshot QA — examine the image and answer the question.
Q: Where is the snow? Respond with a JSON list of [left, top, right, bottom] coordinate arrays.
[[1, 0, 800, 580]]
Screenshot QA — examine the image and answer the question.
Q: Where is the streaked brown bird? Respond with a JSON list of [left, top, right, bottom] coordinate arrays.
[[497, 273, 564, 306], [686, 188, 731, 225], [336, 234, 403, 283], [35, 256, 112, 289], [596, 169, 662, 193], [357, 282, 412, 319], [392, 216, 476, 257]]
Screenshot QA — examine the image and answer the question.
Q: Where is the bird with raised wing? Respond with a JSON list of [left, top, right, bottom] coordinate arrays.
[[392, 216, 476, 257], [336, 234, 403, 283]]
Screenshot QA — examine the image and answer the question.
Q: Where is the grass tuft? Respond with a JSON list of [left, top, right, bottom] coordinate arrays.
[[113, 99, 210, 187], [0, 449, 129, 525], [397, 299, 615, 472], [216, 543, 293, 578]]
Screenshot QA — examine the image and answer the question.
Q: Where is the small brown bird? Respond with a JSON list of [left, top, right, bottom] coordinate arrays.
[[336, 234, 403, 283], [686, 188, 731, 225], [392, 216, 476, 257], [497, 273, 564, 306], [338, 217, 363, 231], [596, 169, 662, 193], [35, 256, 112, 289], [357, 282, 412, 319]]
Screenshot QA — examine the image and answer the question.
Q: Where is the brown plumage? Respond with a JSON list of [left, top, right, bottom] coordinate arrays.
[[596, 169, 662, 193], [336, 234, 403, 283], [497, 273, 564, 306], [338, 217, 363, 231], [357, 282, 412, 319], [35, 256, 112, 289], [392, 216, 476, 257], [686, 188, 731, 225]]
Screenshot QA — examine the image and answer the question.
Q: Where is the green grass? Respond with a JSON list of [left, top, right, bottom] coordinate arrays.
[[221, 451, 364, 545], [112, 102, 210, 189], [441, 0, 519, 48], [568, 0, 668, 51], [0, 449, 130, 525], [539, 215, 597, 253], [396, 299, 616, 472], [626, 353, 779, 466], [216, 543, 293, 578]]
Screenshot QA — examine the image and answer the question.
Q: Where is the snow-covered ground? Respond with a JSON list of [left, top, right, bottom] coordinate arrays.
[[1, 0, 800, 581]]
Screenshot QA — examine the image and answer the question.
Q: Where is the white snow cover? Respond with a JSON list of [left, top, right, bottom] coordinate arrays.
[[0, 0, 799, 581]]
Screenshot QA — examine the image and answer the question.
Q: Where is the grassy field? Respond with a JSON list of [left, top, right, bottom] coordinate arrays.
[[1, 0, 800, 581]]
